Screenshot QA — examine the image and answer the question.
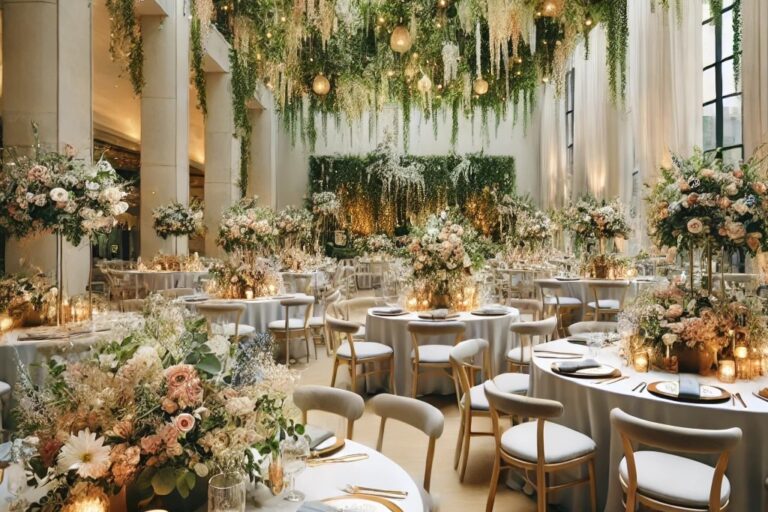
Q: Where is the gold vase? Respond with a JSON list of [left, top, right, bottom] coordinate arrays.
[[268, 457, 285, 496]]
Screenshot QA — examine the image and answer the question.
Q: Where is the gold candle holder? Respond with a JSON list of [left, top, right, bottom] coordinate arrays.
[[717, 360, 736, 383], [632, 349, 649, 373]]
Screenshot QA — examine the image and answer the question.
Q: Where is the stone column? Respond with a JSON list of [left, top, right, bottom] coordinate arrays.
[[139, 1, 190, 258], [249, 100, 278, 208], [2, 0, 92, 295]]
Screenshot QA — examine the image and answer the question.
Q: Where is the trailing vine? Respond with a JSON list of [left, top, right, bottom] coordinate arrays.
[[105, 0, 144, 95], [732, 0, 741, 89], [190, 1, 207, 115], [601, 0, 629, 103], [230, 46, 258, 197]]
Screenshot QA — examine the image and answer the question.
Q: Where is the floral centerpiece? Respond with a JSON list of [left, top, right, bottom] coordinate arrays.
[[11, 296, 301, 511], [514, 209, 553, 251], [217, 197, 277, 255], [0, 270, 56, 326], [152, 199, 205, 240], [310, 191, 341, 221], [560, 195, 631, 253], [353, 233, 395, 256], [495, 193, 534, 237], [579, 253, 632, 279], [142, 253, 207, 272], [209, 257, 283, 299], [274, 206, 313, 249], [279, 248, 330, 273]]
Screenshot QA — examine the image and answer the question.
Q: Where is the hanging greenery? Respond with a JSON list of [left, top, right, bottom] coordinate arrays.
[[105, 0, 144, 95], [216, 0, 630, 152], [732, 0, 741, 89], [190, 1, 208, 115]]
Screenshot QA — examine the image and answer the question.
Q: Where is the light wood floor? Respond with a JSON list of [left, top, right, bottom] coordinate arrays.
[[289, 343, 543, 512]]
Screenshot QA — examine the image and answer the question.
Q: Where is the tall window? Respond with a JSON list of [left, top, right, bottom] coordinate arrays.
[[565, 69, 575, 188], [702, 1, 742, 164]]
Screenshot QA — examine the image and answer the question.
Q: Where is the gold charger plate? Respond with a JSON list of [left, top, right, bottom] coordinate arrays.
[[470, 309, 510, 316], [416, 313, 460, 320], [371, 308, 408, 317], [323, 494, 403, 512], [551, 363, 620, 379], [312, 438, 345, 458], [647, 381, 731, 403]]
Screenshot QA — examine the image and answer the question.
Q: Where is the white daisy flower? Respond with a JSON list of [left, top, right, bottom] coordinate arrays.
[[57, 429, 111, 479]]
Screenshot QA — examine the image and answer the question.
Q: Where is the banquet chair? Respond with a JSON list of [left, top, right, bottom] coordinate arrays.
[[196, 303, 255, 343], [120, 298, 145, 313], [609, 408, 741, 512], [450, 339, 529, 482], [506, 316, 558, 373], [484, 383, 597, 512], [568, 321, 618, 335], [327, 316, 395, 395], [407, 321, 466, 399], [292, 385, 364, 440], [0, 380, 11, 431], [584, 280, 630, 321], [268, 296, 315, 365], [370, 393, 444, 510], [158, 287, 195, 299], [309, 289, 342, 357], [336, 296, 385, 339], [506, 298, 543, 321], [536, 281, 582, 338]]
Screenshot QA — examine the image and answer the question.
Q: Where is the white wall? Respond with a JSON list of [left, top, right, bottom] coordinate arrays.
[[274, 99, 543, 209]]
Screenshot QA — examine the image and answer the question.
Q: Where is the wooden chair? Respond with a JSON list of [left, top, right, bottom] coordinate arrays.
[[120, 298, 145, 313], [196, 302, 254, 343], [507, 316, 558, 373], [159, 287, 195, 299], [308, 289, 342, 357], [327, 316, 395, 395], [506, 298, 543, 321], [292, 385, 364, 440], [584, 280, 630, 321], [485, 383, 597, 512], [370, 393, 444, 511], [407, 321, 466, 399], [536, 280, 582, 337], [610, 408, 741, 512], [268, 295, 315, 365]]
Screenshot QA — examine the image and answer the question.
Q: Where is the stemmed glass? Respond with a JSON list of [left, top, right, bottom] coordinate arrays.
[[208, 471, 246, 512], [280, 436, 310, 502]]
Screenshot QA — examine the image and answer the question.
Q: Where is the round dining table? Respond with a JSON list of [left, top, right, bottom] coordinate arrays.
[[280, 271, 327, 294], [115, 269, 209, 297], [365, 308, 520, 396], [528, 338, 768, 512], [184, 294, 314, 333]]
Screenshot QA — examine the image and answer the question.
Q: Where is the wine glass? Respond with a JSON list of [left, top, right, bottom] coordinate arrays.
[[208, 471, 246, 512], [280, 436, 310, 502]]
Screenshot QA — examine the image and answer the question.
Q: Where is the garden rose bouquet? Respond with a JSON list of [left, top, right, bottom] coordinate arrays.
[[647, 148, 768, 255], [152, 199, 205, 239], [209, 257, 283, 298], [310, 191, 341, 220], [515, 209, 553, 249], [354, 233, 395, 255], [0, 270, 56, 321], [274, 206, 313, 247], [560, 195, 631, 249], [217, 197, 277, 254], [12, 296, 301, 510]]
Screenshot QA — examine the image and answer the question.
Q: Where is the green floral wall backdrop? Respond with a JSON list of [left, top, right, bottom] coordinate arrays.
[[308, 152, 515, 238]]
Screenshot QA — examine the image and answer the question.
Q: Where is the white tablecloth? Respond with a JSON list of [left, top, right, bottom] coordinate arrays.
[[529, 339, 768, 511], [281, 271, 326, 294], [117, 270, 209, 296], [534, 278, 663, 320], [365, 309, 520, 396]]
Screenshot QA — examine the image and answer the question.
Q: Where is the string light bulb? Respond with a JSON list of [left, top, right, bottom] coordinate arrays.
[[390, 25, 413, 53], [585, 14, 593, 27], [473, 77, 489, 95], [312, 73, 331, 96], [417, 74, 433, 93]]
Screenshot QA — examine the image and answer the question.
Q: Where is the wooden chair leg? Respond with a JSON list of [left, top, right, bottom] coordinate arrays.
[[411, 362, 419, 398], [454, 411, 465, 470], [587, 459, 597, 512], [536, 469, 547, 512], [330, 358, 340, 387], [388, 357, 396, 395], [285, 336, 291, 366], [459, 411, 473, 482], [350, 359, 358, 394], [485, 448, 501, 512], [304, 329, 312, 363]]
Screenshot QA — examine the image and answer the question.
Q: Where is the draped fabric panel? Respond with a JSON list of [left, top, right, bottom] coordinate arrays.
[[742, 0, 768, 155], [539, 85, 566, 209]]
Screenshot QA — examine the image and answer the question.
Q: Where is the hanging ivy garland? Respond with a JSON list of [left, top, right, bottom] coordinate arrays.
[[105, 0, 144, 95], [190, 1, 208, 115]]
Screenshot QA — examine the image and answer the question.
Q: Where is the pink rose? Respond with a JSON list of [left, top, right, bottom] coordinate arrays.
[[753, 182, 767, 195], [686, 218, 704, 234], [174, 413, 196, 433], [747, 232, 763, 252], [165, 364, 197, 389], [161, 397, 178, 414], [677, 178, 690, 192], [666, 304, 684, 319], [140, 435, 163, 455], [726, 221, 746, 240], [733, 169, 744, 179]]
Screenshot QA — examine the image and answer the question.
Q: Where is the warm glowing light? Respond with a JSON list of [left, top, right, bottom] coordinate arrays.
[[473, 77, 489, 95], [312, 73, 331, 95], [718, 360, 736, 383], [390, 25, 413, 53], [417, 74, 433, 93], [734, 346, 748, 359]]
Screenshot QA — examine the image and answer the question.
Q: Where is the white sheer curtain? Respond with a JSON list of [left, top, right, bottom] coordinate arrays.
[[742, 0, 768, 155], [539, 85, 566, 209]]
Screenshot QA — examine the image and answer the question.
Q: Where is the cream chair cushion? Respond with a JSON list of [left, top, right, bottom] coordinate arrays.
[[308, 317, 325, 328], [213, 323, 255, 337], [587, 299, 621, 310], [543, 296, 582, 306], [411, 345, 453, 363], [337, 342, 393, 360], [0, 381, 10, 396], [501, 420, 596, 463], [492, 373, 530, 395], [619, 451, 730, 508], [268, 318, 307, 330], [506, 347, 533, 364]]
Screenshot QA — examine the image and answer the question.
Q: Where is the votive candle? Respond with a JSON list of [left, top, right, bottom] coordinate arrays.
[[717, 360, 736, 383], [632, 350, 649, 373], [734, 345, 748, 359], [245, 288, 254, 300]]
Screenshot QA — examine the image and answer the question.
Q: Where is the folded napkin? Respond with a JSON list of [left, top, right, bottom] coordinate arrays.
[[428, 309, 449, 319], [373, 307, 403, 315], [677, 376, 701, 399], [479, 305, 509, 315], [567, 336, 589, 345], [304, 424, 335, 450], [298, 502, 338, 512], [556, 358, 600, 373]]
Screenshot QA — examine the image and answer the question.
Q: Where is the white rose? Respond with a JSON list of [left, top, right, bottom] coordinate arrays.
[[49, 187, 69, 203], [100, 187, 124, 204], [111, 201, 129, 215], [661, 333, 678, 347]]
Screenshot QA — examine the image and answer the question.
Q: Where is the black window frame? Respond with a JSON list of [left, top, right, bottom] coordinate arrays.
[[565, 68, 575, 180]]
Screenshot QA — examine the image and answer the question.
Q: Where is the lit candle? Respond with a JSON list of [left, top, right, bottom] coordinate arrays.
[[70, 497, 107, 512], [245, 289, 254, 300], [0, 315, 13, 332], [267, 284, 276, 295], [717, 360, 736, 383], [734, 346, 748, 359], [407, 297, 417, 311], [632, 350, 649, 373]]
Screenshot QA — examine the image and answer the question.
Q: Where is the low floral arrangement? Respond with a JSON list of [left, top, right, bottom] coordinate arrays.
[[579, 253, 632, 279], [279, 248, 329, 273], [152, 199, 205, 239], [217, 197, 277, 254], [209, 257, 283, 299], [560, 195, 631, 250], [353, 233, 395, 255], [0, 270, 56, 323], [11, 296, 301, 510], [310, 191, 341, 220], [140, 253, 207, 272], [0, 126, 129, 246], [618, 282, 768, 373], [646, 148, 768, 255], [274, 206, 313, 247]]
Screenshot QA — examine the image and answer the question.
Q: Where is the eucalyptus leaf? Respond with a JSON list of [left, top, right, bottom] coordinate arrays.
[[151, 466, 178, 496]]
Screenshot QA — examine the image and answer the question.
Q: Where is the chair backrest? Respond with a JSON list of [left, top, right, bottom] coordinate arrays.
[[159, 287, 195, 299], [326, 315, 362, 358], [449, 339, 490, 404], [568, 321, 619, 335], [370, 393, 445, 492], [506, 298, 543, 320], [510, 316, 557, 337], [407, 321, 466, 362], [196, 302, 246, 337], [293, 385, 365, 440], [587, 280, 630, 309], [120, 298, 145, 313], [280, 295, 315, 330], [337, 296, 383, 324], [610, 408, 742, 511]]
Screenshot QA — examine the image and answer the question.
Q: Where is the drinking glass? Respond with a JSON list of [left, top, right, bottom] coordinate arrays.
[[208, 471, 246, 512], [587, 332, 604, 359], [281, 436, 310, 502]]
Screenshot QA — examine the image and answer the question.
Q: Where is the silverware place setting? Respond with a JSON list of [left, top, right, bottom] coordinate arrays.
[[342, 484, 408, 500]]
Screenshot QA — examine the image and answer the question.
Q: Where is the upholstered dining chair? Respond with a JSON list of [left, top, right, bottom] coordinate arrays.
[[120, 298, 145, 313], [506, 298, 543, 321], [196, 302, 255, 343], [584, 280, 630, 321], [568, 321, 619, 335], [336, 296, 386, 339], [292, 385, 365, 440], [506, 316, 558, 373], [308, 289, 342, 357], [327, 316, 395, 395], [268, 295, 315, 365], [370, 393, 444, 511], [536, 280, 582, 337], [610, 408, 742, 512], [407, 321, 466, 399], [158, 287, 195, 299], [484, 383, 597, 512], [450, 339, 529, 483]]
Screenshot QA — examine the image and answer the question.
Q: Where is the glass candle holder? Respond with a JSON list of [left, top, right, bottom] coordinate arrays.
[[717, 360, 736, 383], [632, 349, 649, 373], [208, 472, 246, 512]]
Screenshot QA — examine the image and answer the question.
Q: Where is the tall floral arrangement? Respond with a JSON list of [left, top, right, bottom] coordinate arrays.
[[152, 199, 205, 239], [274, 206, 313, 248], [646, 148, 768, 255], [310, 191, 341, 221], [217, 197, 277, 254], [514, 209, 553, 250], [560, 195, 631, 250], [209, 257, 283, 299], [12, 296, 301, 510]]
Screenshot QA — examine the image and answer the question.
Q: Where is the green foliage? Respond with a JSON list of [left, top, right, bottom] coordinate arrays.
[[190, 3, 207, 116], [600, 0, 629, 103], [732, 0, 741, 89], [105, 0, 144, 95]]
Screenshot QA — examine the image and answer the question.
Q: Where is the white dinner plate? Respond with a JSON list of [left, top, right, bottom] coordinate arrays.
[[323, 495, 403, 512]]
